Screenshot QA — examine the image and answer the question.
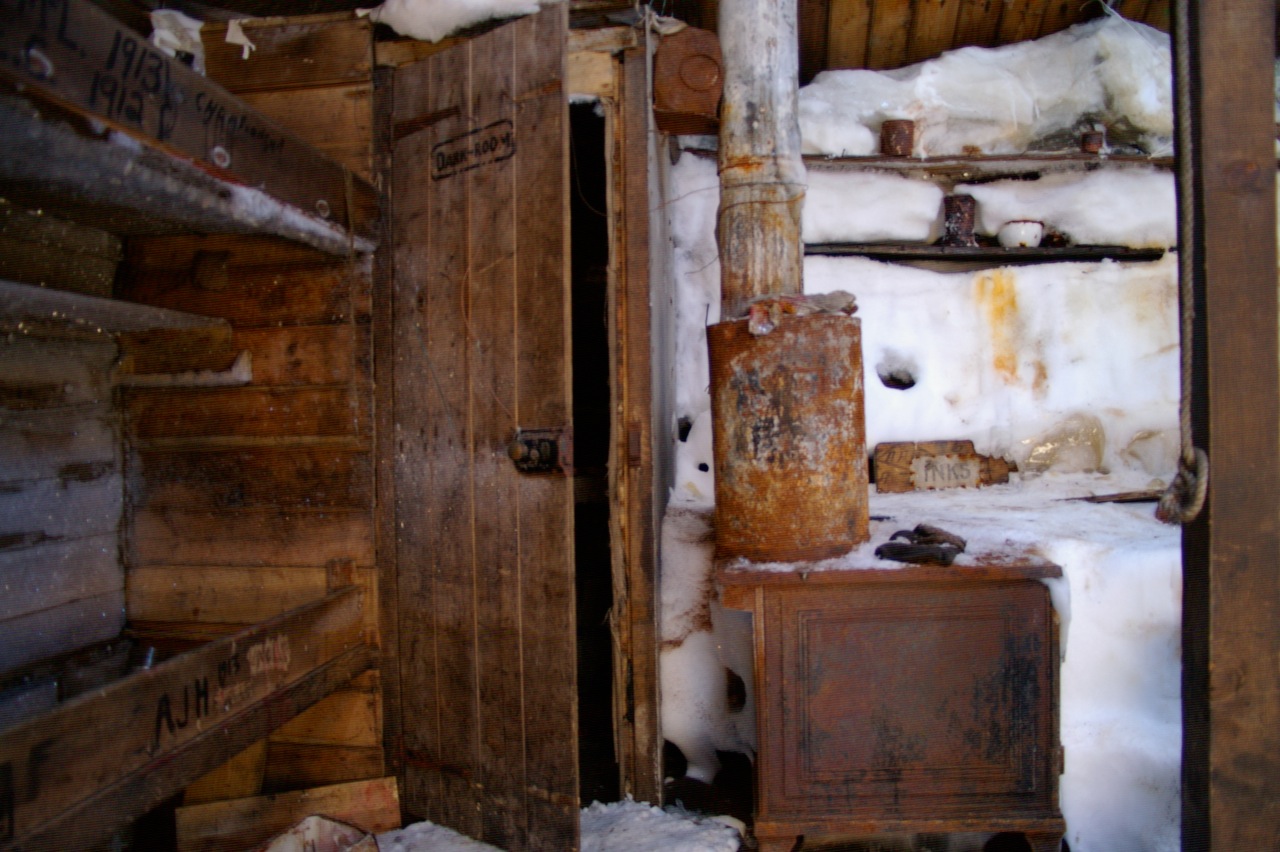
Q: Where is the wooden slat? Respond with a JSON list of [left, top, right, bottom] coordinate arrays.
[[269, 689, 380, 747], [0, 0, 375, 242], [951, 0, 1006, 50], [127, 566, 330, 623], [865, 0, 913, 69], [130, 508, 374, 567], [904, 0, 964, 65], [0, 405, 115, 483], [6, 640, 376, 852], [133, 448, 371, 511], [125, 234, 332, 272], [234, 324, 358, 386], [469, 20, 528, 851], [182, 738, 268, 806], [996, 0, 1046, 46], [370, 63, 404, 806], [203, 15, 372, 92], [611, 46, 662, 804], [0, 534, 118, 623], [263, 742, 385, 791], [0, 586, 365, 848], [127, 387, 366, 442], [119, 264, 354, 329], [237, 86, 374, 181], [826, 0, 873, 69], [116, 327, 240, 377], [0, 204, 121, 296], [0, 335, 114, 409], [0, 474, 122, 543], [798, 0, 832, 82], [0, 590, 125, 677], [1036, 0, 1085, 41], [513, 10, 579, 851], [1175, 0, 1280, 847], [176, 776, 398, 852]]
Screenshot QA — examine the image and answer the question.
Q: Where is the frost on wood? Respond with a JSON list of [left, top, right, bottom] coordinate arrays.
[[799, 16, 1173, 157]]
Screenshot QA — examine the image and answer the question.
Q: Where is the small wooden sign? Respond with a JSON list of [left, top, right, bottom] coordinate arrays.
[[875, 441, 1011, 493]]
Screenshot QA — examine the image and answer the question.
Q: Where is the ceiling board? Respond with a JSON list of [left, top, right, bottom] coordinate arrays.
[[904, 0, 964, 66], [864, 0, 912, 69]]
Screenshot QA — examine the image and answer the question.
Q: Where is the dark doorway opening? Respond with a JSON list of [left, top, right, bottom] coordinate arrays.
[[570, 102, 619, 806]]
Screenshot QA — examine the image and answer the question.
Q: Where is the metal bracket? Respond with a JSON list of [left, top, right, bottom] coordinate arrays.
[[507, 428, 573, 475]]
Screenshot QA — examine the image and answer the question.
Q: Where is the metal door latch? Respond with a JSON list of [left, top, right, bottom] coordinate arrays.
[[507, 428, 573, 475]]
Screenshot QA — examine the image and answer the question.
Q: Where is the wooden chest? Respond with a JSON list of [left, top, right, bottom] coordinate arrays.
[[721, 561, 1065, 852]]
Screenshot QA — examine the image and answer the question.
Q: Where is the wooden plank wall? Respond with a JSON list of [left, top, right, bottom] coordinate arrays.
[[203, 13, 375, 184], [0, 215, 126, 682], [119, 230, 381, 796]]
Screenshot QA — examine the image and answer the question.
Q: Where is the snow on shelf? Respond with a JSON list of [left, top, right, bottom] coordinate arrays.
[[0, 278, 228, 338]]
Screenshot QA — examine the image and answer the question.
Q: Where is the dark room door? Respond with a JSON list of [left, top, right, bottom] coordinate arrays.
[[388, 6, 578, 850]]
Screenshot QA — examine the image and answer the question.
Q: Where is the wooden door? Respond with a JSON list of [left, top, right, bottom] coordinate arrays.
[[387, 7, 577, 850]]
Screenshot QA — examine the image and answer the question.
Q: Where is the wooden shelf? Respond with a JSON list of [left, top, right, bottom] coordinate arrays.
[[805, 242, 1170, 263], [804, 152, 1175, 180], [0, 586, 372, 852], [0, 0, 378, 256], [0, 278, 229, 337]]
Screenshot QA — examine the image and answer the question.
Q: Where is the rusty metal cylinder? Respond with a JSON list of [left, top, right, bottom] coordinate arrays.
[[708, 312, 870, 562]]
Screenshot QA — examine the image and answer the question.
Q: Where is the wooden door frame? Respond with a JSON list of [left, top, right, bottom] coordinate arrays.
[[373, 28, 665, 812], [1175, 0, 1280, 847]]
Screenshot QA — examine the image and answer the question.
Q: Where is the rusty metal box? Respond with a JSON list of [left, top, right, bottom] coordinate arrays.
[[721, 561, 1066, 851]]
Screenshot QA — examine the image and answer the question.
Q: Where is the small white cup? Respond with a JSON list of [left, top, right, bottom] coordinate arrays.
[[998, 220, 1044, 248]]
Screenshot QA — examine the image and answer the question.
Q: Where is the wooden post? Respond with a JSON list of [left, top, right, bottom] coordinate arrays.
[[1174, 0, 1280, 847]]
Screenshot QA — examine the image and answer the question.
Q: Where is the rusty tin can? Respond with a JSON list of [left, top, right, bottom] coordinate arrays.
[[707, 312, 869, 562], [880, 119, 915, 157]]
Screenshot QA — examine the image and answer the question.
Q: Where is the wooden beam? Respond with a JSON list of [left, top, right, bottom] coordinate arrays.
[[1174, 0, 1280, 848], [0, 587, 370, 851], [0, 0, 376, 243], [798, 0, 831, 83]]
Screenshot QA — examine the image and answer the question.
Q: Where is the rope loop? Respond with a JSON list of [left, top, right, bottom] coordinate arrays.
[[1156, 447, 1209, 525]]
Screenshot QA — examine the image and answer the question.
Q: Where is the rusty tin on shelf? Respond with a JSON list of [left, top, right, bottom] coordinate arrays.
[[880, 119, 915, 157], [707, 312, 869, 562]]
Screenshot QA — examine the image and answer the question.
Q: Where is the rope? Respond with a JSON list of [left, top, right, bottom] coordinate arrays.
[[1157, 4, 1208, 526]]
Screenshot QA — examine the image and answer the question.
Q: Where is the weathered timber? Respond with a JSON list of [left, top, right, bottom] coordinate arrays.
[[0, 590, 125, 677], [390, 8, 579, 849], [126, 387, 368, 442], [182, 738, 268, 805], [202, 14, 373, 92], [126, 565, 330, 624], [1175, 0, 1280, 848], [263, 742, 385, 791], [0, 278, 227, 338], [0, 534, 117, 623], [175, 775, 398, 852], [0, 95, 370, 256], [0, 0, 376, 244], [130, 508, 374, 567], [269, 682, 380, 748], [0, 586, 367, 851]]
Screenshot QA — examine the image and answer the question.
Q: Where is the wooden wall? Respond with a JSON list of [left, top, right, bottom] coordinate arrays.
[[0, 213, 126, 694], [119, 232, 381, 795]]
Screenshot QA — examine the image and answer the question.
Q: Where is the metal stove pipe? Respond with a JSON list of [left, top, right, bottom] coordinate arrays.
[[710, 0, 869, 562]]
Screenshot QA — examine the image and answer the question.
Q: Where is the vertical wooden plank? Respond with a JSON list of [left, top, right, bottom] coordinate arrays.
[[1175, 0, 1280, 848], [996, 0, 1045, 46], [390, 43, 475, 835], [1142, 0, 1170, 34], [469, 20, 528, 852], [864, 0, 913, 70], [826, 0, 873, 70], [904, 0, 964, 66], [372, 63, 404, 807], [1035, 0, 1083, 40], [798, 0, 832, 83], [513, 7, 578, 851], [951, 0, 1003, 49], [613, 46, 662, 805]]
